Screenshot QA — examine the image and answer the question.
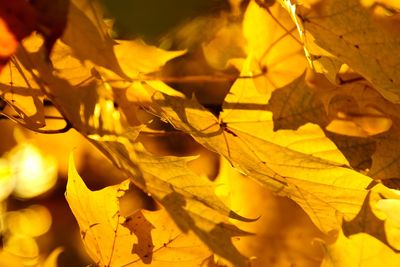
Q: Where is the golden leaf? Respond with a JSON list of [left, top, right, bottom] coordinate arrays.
[[320, 231, 400, 267], [283, 0, 400, 103], [149, 57, 386, 234], [66, 155, 217, 266]]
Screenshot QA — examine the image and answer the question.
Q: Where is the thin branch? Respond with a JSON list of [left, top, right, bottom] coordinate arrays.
[[107, 71, 267, 85], [0, 111, 72, 134]]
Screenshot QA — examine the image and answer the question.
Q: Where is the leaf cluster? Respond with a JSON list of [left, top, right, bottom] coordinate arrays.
[[2, 0, 400, 266]]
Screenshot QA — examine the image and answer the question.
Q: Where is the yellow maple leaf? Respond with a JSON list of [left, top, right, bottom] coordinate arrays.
[[66, 155, 216, 266], [114, 39, 186, 77], [15, 26, 251, 267], [320, 231, 400, 267], [148, 56, 399, 236], [281, 0, 400, 103], [243, 0, 307, 96]]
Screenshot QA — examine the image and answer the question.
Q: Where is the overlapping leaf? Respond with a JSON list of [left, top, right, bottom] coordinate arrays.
[[242, 0, 307, 96], [66, 156, 214, 266], [149, 57, 385, 234], [92, 139, 251, 267], [5, 0, 400, 264], [0, 56, 45, 128], [266, 70, 400, 251], [268, 71, 400, 180], [143, 0, 400, 236], [12, 5, 251, 266], [280, 0, 400, 103], [62, 0, 124, 78]]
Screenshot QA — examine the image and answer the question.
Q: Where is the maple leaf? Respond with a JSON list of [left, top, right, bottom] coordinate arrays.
[[376, 195, 400, 250], [280, 0, 400, 103], [7, 0, 400, 264], [60, 0, 127, 79], [267, 70, 400, 180], [267, 72, 329, 130], [92, 139, 252, 267], [66, 156, 214, 266], [342, 191, 391, 249], [62, 0, 185, 80], [265, 70, 400, 250], [0, 52, 46, 130], [114, 39, 186, 77], [321, 178, 400, 253], [13, 33, 251, 266], [367, 119, 400, 180], [267, 72, 376, 170], [215, 157, 324, 266], [242, 0, 307, 96], [148, 59, 379, 234], [319, 231, 400, 267], [11, 33, 130, 137]]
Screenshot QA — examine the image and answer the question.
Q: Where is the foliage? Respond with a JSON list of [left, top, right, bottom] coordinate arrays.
[[1, 0, 400, 266]]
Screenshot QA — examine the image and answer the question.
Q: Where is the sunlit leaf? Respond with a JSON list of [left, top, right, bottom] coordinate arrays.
[[215, 157, 324, 266], [5, 0, 400, 265], [66, 157, 136, 266], [123, 209, 213, 266], [243, 0, 307, 96], [66, 157, 215, 266], [267, 72, 377, 170], [374, 190, 400, 250], [114, 39, 186, 76], [268, 70, 400, 180], [149, 56, 395, 235], [61, 0, 125, 78], [320, 231, 400, 267], [16, 31, 253, 266], [282, 0, 400, 103], [92, 139, 251, 267], [0, 54, 45, 128]]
